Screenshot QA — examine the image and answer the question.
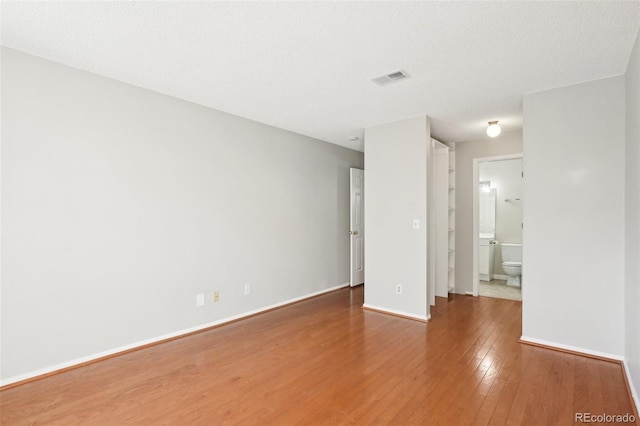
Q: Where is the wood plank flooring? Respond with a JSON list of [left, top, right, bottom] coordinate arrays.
[[1, 286, 637, 425]]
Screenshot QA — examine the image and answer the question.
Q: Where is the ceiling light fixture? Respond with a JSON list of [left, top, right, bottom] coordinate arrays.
[[348, 136, 360, 141], [486, 121, 501, 137]]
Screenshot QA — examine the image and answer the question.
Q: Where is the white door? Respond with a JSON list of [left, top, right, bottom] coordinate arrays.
[[350, 168, 364, 287]]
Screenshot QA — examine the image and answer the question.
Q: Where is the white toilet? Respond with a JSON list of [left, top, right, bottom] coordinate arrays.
[[501, 243, 522, 287]]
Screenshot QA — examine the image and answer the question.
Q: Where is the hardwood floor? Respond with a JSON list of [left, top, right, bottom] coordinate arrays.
[[1, 286, 637, 425]]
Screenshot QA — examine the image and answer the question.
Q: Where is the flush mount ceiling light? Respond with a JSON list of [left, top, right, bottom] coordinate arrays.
[[348, 136, 360, 141], [486, 121, 501, 137]]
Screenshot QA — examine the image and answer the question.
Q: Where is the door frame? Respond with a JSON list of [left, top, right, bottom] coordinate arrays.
[[427, 139, 436, 306], [472, 153, 523, 296]]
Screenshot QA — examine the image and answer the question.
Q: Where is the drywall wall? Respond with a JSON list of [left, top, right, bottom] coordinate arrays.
[[625, 27, 640, 407], [0, 48, 364, 383], [364, 116, 429, 320], [479, 159, 523, 275], [522, 76, 625, 357], [454, 133, 522, 295]]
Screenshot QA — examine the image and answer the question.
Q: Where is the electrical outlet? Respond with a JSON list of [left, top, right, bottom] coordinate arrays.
[[396, 284, 402, 295], [413, 219, 420, 229], [212, 290, 220, 302], [244, 284, 251, 295], [196, 293, 205, 307]]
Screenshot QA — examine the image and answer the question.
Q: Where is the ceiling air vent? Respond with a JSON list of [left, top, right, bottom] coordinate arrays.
[[371, 69, 410, 86]]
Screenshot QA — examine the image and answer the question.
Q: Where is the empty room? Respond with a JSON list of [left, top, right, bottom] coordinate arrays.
[[2, 1, 639, 424]]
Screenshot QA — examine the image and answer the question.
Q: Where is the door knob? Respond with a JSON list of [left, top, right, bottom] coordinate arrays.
[[349, 231, 358, 235]]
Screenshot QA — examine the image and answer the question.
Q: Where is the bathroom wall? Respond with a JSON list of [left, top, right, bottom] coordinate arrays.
[[454, 133, 522, 295], [1, 48, 364, 383], [479, 158, 523, 276]]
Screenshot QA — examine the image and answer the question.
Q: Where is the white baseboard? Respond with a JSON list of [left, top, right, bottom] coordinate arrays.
[[1, 282, 351, 388], [622, 360, 640, 416], [362, 303, 430, 322], [519, 336, 624, 361], [493, 274, 508, 280]]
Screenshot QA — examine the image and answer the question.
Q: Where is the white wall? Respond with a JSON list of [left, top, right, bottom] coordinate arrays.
[[522, 76, 625, 357], [0, 48, 364, 383], [479, 159, 523, 275], [454, 133, 522, 295], [625, 27, 640, 407], [364, 116, 429, 320]]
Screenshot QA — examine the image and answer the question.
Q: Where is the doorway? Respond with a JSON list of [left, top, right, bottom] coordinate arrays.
[[472, 155, 523, 300]]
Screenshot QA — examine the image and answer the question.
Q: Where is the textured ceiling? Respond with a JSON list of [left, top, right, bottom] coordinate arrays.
[[2, 1, 639, 151]]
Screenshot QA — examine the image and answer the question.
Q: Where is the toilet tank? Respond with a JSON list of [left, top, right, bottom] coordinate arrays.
[[501, 243, 522, 263]]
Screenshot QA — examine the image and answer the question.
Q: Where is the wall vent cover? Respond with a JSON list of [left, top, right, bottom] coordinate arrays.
[[371, 69, 410, 86]]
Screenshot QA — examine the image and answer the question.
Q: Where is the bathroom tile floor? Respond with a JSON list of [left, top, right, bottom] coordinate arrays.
[[479, 279, 522, 301]]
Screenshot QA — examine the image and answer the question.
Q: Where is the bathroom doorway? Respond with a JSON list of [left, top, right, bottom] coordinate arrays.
[[472, 154, 523, 301]]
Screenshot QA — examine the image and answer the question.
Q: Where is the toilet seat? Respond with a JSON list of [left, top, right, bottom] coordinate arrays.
[[502, 261, 522, 267]]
